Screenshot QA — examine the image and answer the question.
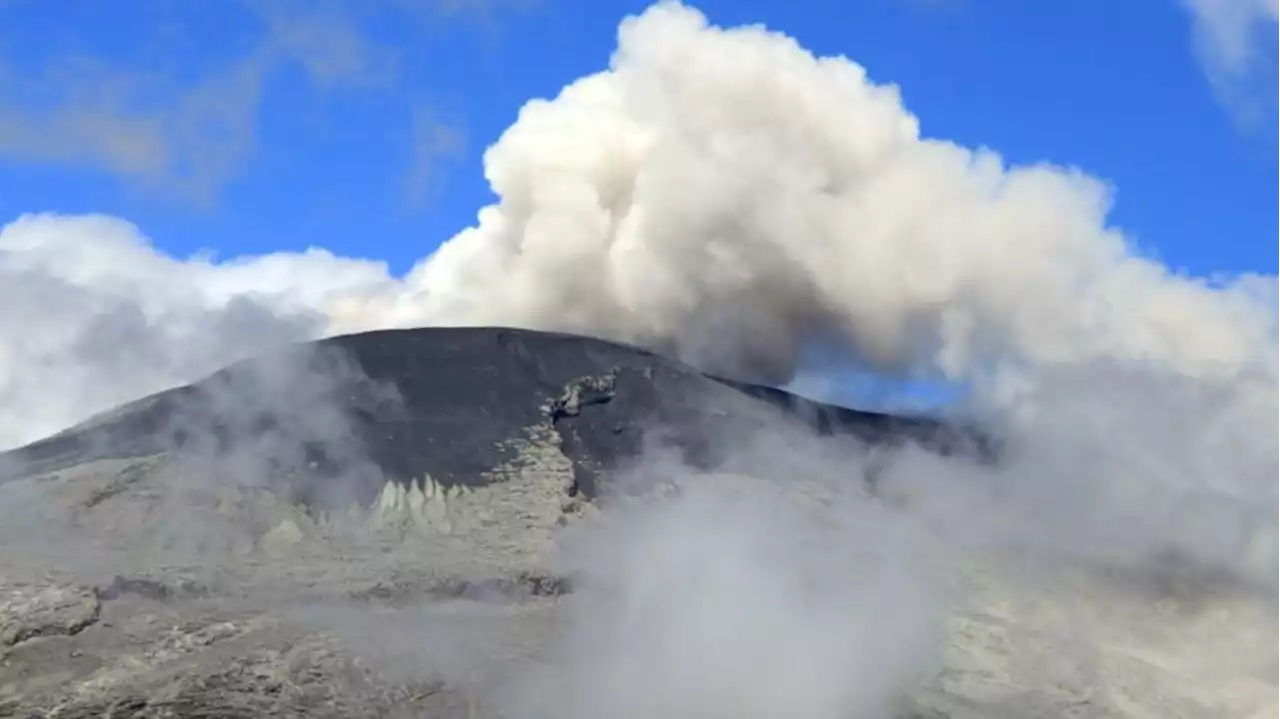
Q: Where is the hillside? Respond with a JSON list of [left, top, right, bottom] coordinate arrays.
[[0, 328, 1270, 719], [1, 326, 983, 502]]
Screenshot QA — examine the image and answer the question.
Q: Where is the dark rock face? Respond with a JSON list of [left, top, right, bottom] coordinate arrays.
[[0, 327, 985, 505]]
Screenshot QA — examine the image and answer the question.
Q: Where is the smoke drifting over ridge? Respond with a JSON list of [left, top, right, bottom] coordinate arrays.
[[2, 0, 1273, 545], [356, 2, 1276, 385], [5, 1, 1276, 584], [0, 3, 1273, 492], [0, 212, 396, 447], [4, 2, 1275, 448]]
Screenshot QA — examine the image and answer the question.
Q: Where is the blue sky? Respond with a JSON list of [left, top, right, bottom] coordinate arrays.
[[1, 0, 1275, 280]]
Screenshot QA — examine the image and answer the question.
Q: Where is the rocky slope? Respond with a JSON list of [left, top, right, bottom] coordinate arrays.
[[0, 328, 1272, 718], [2, 327, 983, 499]]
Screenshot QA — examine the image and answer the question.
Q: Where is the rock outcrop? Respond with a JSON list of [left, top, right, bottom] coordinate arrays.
[[0, 584, 101, 650]]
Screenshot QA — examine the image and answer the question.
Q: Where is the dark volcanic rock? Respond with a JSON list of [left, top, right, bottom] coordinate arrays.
[[0, 327, 985, 505]]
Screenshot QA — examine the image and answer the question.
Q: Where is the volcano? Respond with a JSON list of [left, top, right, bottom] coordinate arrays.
[[1, 326, 986, 505], [0, 327, 1267, 719]]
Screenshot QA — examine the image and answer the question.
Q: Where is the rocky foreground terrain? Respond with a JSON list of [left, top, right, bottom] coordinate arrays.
[[0, 328, 1273, 718]]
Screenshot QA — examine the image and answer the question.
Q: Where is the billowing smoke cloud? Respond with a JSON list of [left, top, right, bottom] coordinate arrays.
[[350, 0, 1274, 592], [350, 1, 1276, 389], [4, 1, 1274, 446]]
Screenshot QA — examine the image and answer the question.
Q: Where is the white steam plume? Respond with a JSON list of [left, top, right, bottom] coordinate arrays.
[[0, 212, 394, 448], [503, 446, 950, 719], [3, 1, 1274, 448], [346, 0, 1277, 389], [1, 0, 1273, 587], [1, 1, 1273, 582], [360, 1, 1275, 596], [344, 3, 1273, 710]]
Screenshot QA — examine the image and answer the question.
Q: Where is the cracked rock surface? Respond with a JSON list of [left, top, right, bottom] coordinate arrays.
[[0, 585, 101, 650]]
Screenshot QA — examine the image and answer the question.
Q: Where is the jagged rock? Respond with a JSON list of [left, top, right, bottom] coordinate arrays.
[[0, 585, 100, 648], [548, 371, 618, 419], [262, 517, 307, 548], [96, 575, 207, 602], [369, 475, 461, 538]]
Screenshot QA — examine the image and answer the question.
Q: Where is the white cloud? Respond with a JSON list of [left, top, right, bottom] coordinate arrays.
[[0, 213, 394, 446], [403, 105, 469, 210], [4, 1, 1273, 441], [0, 0, 512, 203], [371, 2, 1277, 389], [0, 54, 269, 205], [246, 0, 403, 89], [1181, 0, 1279, 123]]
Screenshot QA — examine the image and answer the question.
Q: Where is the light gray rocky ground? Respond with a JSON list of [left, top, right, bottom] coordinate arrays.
[[0, 423, 576, 718], [1, 422, 1274, 718]]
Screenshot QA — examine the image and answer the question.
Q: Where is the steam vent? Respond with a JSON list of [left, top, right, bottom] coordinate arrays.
[[0, 327, 984, 509]]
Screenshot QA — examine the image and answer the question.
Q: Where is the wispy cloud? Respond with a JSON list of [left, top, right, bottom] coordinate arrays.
[[246, 0, 402, 90], [0, 51, 269, 206], [403, 105, 468, 211], [393, 0, 541, 24], [0, 0, 523, 206], [1181, 0, 1279, 126]]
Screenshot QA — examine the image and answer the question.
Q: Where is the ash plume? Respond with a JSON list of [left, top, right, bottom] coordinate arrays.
[[347, 1, 1276, 390], [2, 1, 1273, 444], [351, 0, 1276, 589]]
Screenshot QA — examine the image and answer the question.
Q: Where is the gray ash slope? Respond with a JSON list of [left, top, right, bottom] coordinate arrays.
[[1, 328, 1274, 719], [2, 326, 984, 506]]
